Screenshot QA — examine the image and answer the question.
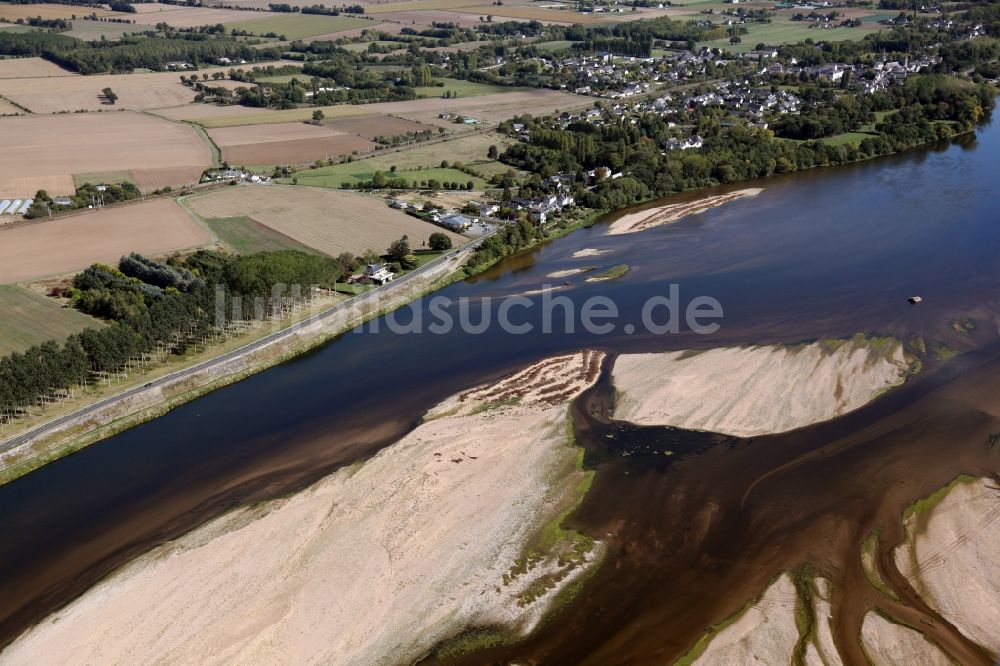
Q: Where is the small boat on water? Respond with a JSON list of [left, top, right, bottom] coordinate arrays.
[[908, 296, 923, 304]]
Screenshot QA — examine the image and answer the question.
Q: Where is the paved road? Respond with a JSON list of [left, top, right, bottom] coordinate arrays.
[[0, 241, 485, 457]]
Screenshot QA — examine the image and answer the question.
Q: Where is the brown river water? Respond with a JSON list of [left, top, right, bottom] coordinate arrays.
[[0, 121, 998, 660]]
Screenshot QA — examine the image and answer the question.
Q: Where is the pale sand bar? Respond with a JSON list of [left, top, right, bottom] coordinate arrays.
[[0, 351, 604, 666], [894, 476, 1000, 654], [612, 337, 910, 437], [606, 188, 764, 236]]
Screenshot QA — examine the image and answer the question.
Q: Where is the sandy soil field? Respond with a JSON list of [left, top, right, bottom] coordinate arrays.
[[0, 199, 212, 283], [379, 89, 582, 126], [0, 57, 74, 79], [607, 188, 765, 235], [187, 185, 464, 256], [209, 122, 375, 165], [894, 476, 1000, 654], [690, 574, 799, 665], [0, 98, 22, 115], [0, 3, 122, 20], [0, 112, 211, 198], [860, 612, 952, 665], [327, 115, 437, 140], [612, 337, 911, 437], [0, 351, 604, 666], [1, 66, 238, 113], [127, 5, 253, 27]]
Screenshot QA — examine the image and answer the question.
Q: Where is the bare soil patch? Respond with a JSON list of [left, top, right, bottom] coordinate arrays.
[[187, 185, 464, 256], [0, 57, 74, 79], [326, 114, 436, 140], [127, 5, 252, 27], [0, 112, 211, 198], [0, 199, 212, 283], [0, 3, 122, 20], [208, 122, 375, 165], [1, 66, 237, 113]]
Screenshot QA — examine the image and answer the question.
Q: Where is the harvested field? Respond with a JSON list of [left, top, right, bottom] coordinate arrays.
[[0, 3, 123, 21], [208, 122, 375, 166], [64, 21, 143, 41], [326, 115, 437, 140], [363, 0, 487, 13], [0, 199, 213, 283], [174, 103, 373, 128], [187, 185, 465, 256], [287, 131, 510, 187], [131, 166, 207, 191], [375, 9, 487, 27], [128, 5, 255, 27], [164, 88, 579, 129], [0, 112, 211, 198], [225, 14, 372, 39], [0, 57, 74, 79], [382, 89, 585, 126], [0, 285, 101, 355], [451, 5, 603, 23], [0, 66, 240, 113]]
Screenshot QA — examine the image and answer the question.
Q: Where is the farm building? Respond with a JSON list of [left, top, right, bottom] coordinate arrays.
[[5, 199, 22, 215], [439, 213, 473, 232], [0, 200, 10, 215], [17, 199, 33, 214]]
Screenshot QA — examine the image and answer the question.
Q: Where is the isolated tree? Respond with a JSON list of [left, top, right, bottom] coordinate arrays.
[[386, 235, 410, 262], [312, 109, 325, 124], [428, 233, 452, 251], [487, 144, 499, 160]]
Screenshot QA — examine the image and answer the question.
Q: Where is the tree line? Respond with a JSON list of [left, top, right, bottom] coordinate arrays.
[[0, 250, 344, 419]]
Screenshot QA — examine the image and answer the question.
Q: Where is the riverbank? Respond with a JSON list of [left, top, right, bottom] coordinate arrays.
[[0, 247, 475, 486], [0, 351, 604, 666]]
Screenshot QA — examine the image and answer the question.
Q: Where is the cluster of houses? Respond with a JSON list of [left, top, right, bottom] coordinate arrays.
[[203, 169, 271, 184], [516, 48, 728, 100]]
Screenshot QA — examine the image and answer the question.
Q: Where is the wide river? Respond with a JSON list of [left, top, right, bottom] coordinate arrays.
[[0, 120, 998, 660]]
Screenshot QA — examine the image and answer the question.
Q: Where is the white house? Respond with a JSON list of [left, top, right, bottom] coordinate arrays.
[[364, 263, 394, 285]]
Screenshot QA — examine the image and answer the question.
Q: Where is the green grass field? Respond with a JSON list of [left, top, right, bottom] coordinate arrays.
[[72, 171, 135, 188], [255, 72, 306, 84], [700, 20, 884, 52], [415, 79, 528, 99], [287, 166, 487, 189], [227, 14, 372, 40], [204, 216, 326, 255], [532, 40, 575, 52], [65, 21, 141, 41], [284, 132, 512, 188], [0, 285, 101, 355]]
